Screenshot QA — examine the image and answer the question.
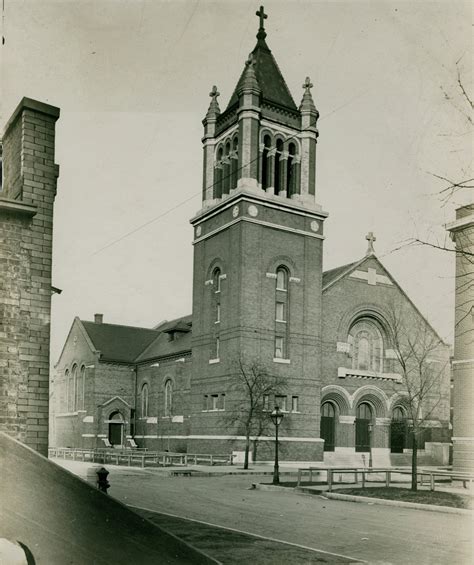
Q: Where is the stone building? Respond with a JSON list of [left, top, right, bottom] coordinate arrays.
[[447, 204, 474, 472], [53, 11, 451, 464], [0, 98, 60, 456]]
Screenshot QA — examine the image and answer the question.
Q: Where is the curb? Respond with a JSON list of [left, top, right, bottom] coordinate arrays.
[[323, 492, 473, 515]]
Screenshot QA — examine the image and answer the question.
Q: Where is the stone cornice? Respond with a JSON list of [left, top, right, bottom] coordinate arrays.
[[0, 197, 37, 217]]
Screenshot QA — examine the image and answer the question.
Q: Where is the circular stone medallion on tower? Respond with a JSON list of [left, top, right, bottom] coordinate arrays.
[[196, 225, 202, 237], [248, 205, 258, 217], [232, 205, 240, 218], [310, 220, 319, 232]]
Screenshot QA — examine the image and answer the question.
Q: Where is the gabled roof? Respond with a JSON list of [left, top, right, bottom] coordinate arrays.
[[322, 254, 447, 345], [322, 260, 361, 290], [136, 314, 192, 363], [81, 320, 159, 363], [226, 37, 297, 111]]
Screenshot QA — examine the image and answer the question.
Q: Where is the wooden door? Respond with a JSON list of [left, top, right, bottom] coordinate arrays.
[[321, 402, 335, 451]]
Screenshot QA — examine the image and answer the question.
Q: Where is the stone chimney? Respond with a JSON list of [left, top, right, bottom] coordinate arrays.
[[94, 313, 104, 324]]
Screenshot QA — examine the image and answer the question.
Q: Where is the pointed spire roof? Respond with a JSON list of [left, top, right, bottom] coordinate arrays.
[[299, 77, 318, 115], [205, 85, 221, 120], [226, 8, 297, 111]]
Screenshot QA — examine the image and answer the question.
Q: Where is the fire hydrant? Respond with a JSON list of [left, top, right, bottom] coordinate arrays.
[[96, 467, 110, 494]]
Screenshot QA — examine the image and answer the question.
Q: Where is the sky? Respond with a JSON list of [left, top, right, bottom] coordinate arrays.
[[1, 0, 472, 363]]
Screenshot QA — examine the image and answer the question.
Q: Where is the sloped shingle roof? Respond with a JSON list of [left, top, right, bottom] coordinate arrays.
[[81, 321, 159, 363], [322, 261, 360, 290], [227, 37, 297, 111]]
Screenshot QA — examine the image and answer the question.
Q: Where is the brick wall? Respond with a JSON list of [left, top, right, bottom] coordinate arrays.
[[0, 98, 60, 456]]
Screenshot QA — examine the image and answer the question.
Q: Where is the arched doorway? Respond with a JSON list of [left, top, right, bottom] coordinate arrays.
[[390, 406, 407, 453], [108, 411, 124, 447], [320, 402, 336, 451], [355, 402, 373, 452]]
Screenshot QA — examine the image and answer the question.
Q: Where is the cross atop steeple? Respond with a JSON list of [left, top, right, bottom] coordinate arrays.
[[256, 5, 268, 40], [366, 231, 376, 255], [209, 85, 220, 100], [303, 77, 313, 93]]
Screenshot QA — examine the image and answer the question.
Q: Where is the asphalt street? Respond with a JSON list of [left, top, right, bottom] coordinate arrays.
[[106, 470, 473, 565]]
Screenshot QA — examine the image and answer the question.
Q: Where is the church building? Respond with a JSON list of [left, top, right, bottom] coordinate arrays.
[[53, 8, 451, 465]]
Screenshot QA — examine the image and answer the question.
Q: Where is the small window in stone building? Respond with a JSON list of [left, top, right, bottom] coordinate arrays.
[[211, 394, 219, 411], [276, 268, 287, 291], [274, 336, 285, 359], [263, 394, 270, 411], [215, 337, 220, 359], [291, 396, 299, 412], [276, 301, 286, 322], [141, 383, 149, 417], [70, 364, 77, 412], [219, 393, 226, 411], [216, 302, 221, 323], [203, 394, 209, 411], [275, 395, 287, 412]]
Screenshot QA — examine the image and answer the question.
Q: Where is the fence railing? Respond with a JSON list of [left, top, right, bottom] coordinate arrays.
[[296, 466, 474, 491], [48, 447, 233, 468]]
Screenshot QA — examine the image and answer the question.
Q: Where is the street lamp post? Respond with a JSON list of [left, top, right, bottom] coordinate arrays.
[[368, 422, 373, 468], [270, 406, 284, 485]]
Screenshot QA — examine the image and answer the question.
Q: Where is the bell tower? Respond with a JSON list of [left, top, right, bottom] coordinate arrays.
[[189, 7, 328, 461]]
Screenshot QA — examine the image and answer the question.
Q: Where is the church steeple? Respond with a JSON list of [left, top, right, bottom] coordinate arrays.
[[199, 6, 323, 211]]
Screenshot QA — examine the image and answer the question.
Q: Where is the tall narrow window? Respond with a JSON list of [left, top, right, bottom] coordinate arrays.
[[275, 266, 289, 360], [223, 142, 231, 195], [70, 364, 77, 411], [263, 394, 270, 411], [164, 380, 173, 417], [287, 143, 296, 196], [213, 268, 221, 292], [214, 147, 223, 199], [141, 383, 149, 417], [274, 138, 283, 195], [77, 365, 85, 410], [216, 302, 221, 323], [64, 369, 69, 412], [262, 135, 271, 189], [215, 337, 220, 359], [231, 137, 238, 190]]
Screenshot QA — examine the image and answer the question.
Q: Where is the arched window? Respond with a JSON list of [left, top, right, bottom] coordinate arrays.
[[321, 402, 336, 451], [141, 383, 149, 417], [262, 135, 271, 190], [164, 380, 173, 417], [222, 142, 231, 195], [287, 143, 296, 196], [275, 266, 289, 359], [231, 137, 238, 190], [349, 319, 384, 373], [214, 147, 223, 199], [276, 267, 288, 291], [70, 364, 77, 411], [274, 138, 284, 195], [213, 267, 221, 292], [76, 365, 85, 410], [64, 369, 69, 411]]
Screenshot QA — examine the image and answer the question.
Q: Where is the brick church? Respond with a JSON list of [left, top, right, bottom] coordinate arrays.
[[53, 8, 451, 465]]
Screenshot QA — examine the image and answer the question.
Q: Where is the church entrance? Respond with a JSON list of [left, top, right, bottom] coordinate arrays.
[[355, 402, 372, 452], [390, 407, 406, 453], [320, 402, 335, 451], [108, 411, 124, 447]]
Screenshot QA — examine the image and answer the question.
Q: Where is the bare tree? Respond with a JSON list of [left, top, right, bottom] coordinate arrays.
[[387, 303, 450, 491], [225, 358, 286, 470]]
